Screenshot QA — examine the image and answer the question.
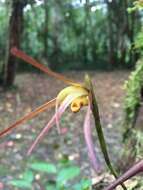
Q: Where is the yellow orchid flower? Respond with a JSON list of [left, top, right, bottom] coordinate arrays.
[[0, 47, 100, 172]]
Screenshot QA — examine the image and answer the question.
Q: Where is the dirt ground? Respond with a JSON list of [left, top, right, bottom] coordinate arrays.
[[0, 71, 130, 189]]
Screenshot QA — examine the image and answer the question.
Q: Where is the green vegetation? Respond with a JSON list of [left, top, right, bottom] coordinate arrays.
[[0, 0, 141, 79], [107, 2, 143, 189], [123, 0, 143, 146], [10, 158, 91, 190], [123, 59, 143, 134]]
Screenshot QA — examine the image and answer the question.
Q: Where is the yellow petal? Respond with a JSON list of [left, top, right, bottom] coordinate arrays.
[[57, 86, 88, 104]]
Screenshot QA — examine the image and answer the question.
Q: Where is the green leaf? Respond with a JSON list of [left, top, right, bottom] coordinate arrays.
[[46, 184, 57, 190], [23, 170, 34, 183], [10, 179, 32, 189], [73, 179, 91, 190], [127, 7, 136, 13], [30, 162, 57, 173], [81, 179, 91, 189], [57, 166, 80, 185], [73, 183, 82, 190]]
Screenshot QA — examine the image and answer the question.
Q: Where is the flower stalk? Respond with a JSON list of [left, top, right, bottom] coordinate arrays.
[[84, 75, 127, 190]]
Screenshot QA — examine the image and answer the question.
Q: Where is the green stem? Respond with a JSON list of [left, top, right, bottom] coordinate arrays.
[[85, 75, 127, 190]]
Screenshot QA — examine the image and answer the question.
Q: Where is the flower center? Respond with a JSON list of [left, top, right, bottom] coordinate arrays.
[[71, 96, 89, 113]]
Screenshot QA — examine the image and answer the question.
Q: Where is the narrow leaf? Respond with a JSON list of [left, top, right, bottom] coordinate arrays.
[[30, 162, 57, 173], [10, 179, 32, 189], [84, 74, 127, 190], [23, 170, 34, 183], [57, 166, 80, 184]]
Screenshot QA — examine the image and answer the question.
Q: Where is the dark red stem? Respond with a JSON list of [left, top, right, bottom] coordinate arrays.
[[105, 160, 143, 190]]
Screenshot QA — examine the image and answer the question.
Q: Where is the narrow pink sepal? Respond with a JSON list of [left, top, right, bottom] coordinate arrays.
[[27, 95, 78, 155], [55, 99, 61, 134], [84, 104, 101, 172]]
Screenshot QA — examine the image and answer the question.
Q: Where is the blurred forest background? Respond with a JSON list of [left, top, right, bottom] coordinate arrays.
[[0, 0, 142, 86]]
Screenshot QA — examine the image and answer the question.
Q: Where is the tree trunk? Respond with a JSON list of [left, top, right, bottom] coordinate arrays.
[[105, 0, 139, 68], [43, 0, 49, 59], [48, 3, 61, 70], [4, 0, 26, 87], [106, 0, 118, 67]]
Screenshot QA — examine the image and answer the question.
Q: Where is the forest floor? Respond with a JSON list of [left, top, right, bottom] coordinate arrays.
[[0, 71, 131, 189]]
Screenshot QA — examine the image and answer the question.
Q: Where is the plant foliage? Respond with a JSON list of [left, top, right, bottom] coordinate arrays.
[[10, 158, 91, 190]]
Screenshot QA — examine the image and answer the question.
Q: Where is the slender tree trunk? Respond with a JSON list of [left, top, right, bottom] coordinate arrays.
[[106, 0, 118, 67], [4, 0, 26, 87], [49, 3, 60, 70], [105, 0, 139, 68], [43, 0, 49, 59]]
